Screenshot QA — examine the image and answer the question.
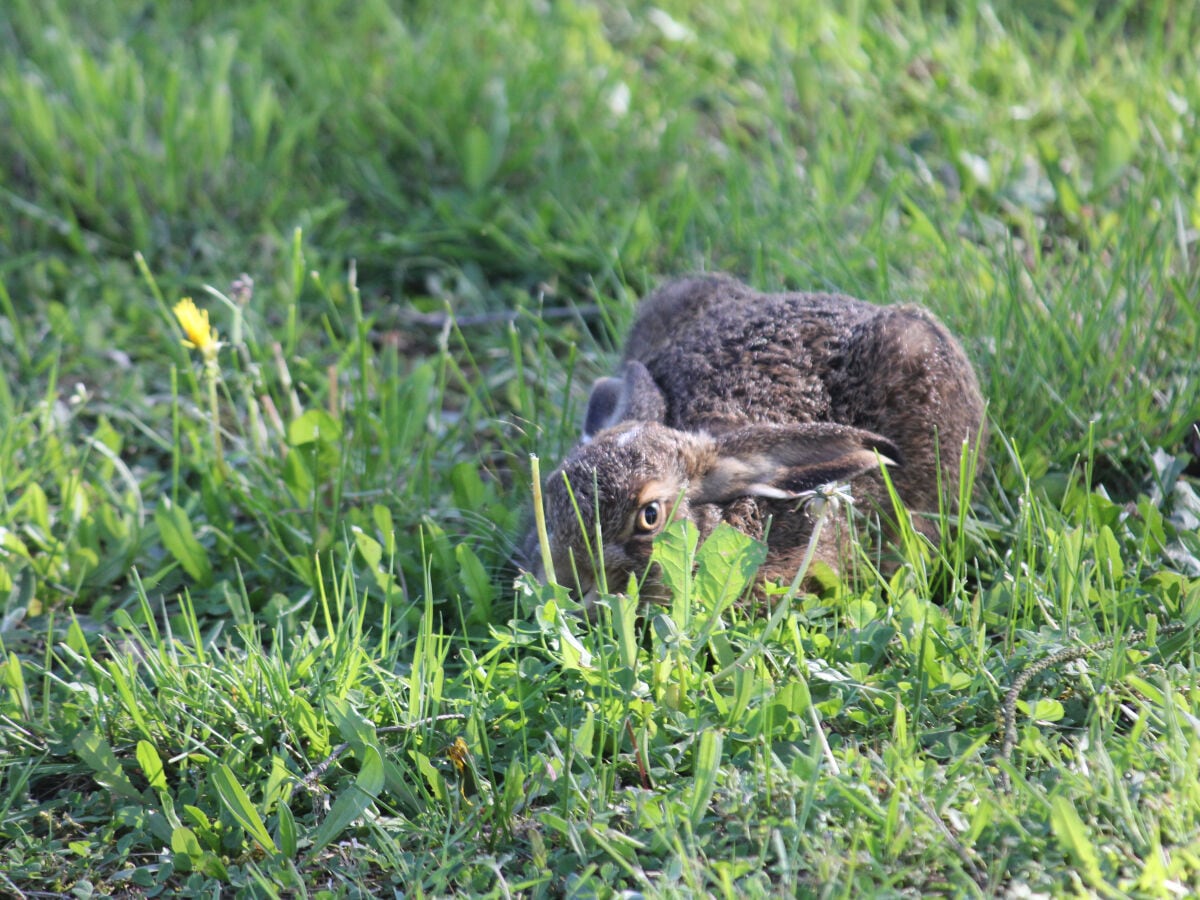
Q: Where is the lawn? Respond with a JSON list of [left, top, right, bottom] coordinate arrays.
[[3, 0, 1200, 895]]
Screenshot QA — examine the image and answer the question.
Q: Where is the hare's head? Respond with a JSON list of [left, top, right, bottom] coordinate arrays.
[[530, 419, 900, 606]]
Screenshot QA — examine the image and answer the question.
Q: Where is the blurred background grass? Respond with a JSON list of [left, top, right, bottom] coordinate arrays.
[[3, 1, 1200, 893]]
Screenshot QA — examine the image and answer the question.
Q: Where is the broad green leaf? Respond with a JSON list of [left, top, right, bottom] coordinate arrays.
[[282, 452, 313, 504], [287, 408, 342, 448], [0, 527, 32, 563], [199, 853, 229, 880], [146, 807, 175, 844], [72, 730, 144, 802], [1096, 525, 1124, 584], [66, 616, 92, 653], [687, 729, 723, 828], [777, 680, 811, 719], [183, 804, 217, 843], [276, 802, 298, 857], [154, 499, 213, 586], [211, 763, 278, 855], [353, 525, 405, 603], [752, 681, 811, 740], [1124, 675, 1165, 706], [171, 825, 203, 859], [651, 519, 699, 600], [372, 504, 395, 548], [501, 758, 526, 819], [309, 747, 386, 854], [354, 527, 382, 569], [291, 694, 330, 756], [556, 620, 593, 670], [137, 740, 168, 792], [20, 483, 50, 532], [288, 409, 342, 470], [4, 652, 30, 719], [456, 543, 494, 619], [264, 754, 296, 810], [846, 597, 878, 630], [695, 523, 766, 611], [421, 518, 456, 578], [326, 696, 378, 754], [572, 709, 595, 758], [1026, 697, 1065, 723], [450, 461, 487, 509]]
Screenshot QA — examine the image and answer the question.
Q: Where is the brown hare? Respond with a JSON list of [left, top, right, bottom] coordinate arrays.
[[529, 273, 986, 605]]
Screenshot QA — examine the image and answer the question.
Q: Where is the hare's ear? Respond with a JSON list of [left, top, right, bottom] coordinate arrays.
[[693, 423, 901, 503], [583, 360, 666, 439]]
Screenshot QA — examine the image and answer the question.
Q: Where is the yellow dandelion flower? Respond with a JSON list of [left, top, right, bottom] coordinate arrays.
[[446, 737, 477, 798], [172, 296, 226, 474], [173, 298, 220, 358], [447, 737, 470, 775]]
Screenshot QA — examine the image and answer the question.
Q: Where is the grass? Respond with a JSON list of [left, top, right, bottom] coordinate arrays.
[[2, 0, 1200, 895]]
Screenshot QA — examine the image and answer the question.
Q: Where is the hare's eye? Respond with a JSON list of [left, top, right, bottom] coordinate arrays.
[[635, 501, 662, 534]]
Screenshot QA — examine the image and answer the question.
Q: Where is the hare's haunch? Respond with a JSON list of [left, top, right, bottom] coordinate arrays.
[[529, 274, 986, 604]]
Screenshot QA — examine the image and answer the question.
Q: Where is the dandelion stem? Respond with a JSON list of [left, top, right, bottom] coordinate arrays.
[[205, 358, 226, 477]]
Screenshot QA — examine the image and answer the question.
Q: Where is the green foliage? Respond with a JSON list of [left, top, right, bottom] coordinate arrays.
[[2, 0, 1200, 895]]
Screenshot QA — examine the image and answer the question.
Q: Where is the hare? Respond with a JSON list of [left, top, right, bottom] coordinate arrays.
[[528, 273, 986, 605]]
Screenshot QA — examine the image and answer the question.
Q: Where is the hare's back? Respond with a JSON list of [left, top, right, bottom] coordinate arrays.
[[624, 275, 875, 359], [625, 280, 879, 430]]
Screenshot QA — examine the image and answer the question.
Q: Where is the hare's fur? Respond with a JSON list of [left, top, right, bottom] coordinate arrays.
[[531, 274, 986, 603]]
